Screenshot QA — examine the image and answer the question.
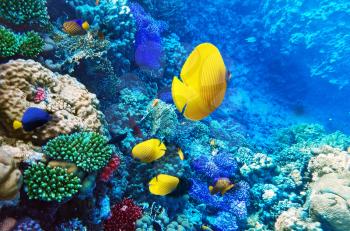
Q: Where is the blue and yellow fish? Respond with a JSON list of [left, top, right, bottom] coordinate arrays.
[[13, 107, 52, 132], [63, 19, 90, 36]]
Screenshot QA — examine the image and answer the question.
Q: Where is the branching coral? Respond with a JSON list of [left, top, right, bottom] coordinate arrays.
[[0, 153, 22, 200], [104, 198, 143, 231], [24, 162, 81, 202], [0, 27, 44, 58], [0, 0, 50, 28], [44, 132, 113, 172]]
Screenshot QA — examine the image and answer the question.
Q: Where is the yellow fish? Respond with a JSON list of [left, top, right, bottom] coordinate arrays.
[[201, 225, 214, 231], [131, 139, 166, 163], [149, 174, 180, 196], [172, 43, 228, 121], [178, 148, 185, 160], [209, 178, 234, 195], [63, 19, 89, 36]]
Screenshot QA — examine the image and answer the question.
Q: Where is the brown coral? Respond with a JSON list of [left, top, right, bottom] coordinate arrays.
[[0, 59, 103, 145], [0, 152, 22, 200]]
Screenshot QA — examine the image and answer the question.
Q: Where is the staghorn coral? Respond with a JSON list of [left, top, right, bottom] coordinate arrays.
[[0, 0, 50, 28], [0, 59, 103, 145], [24, 162, 81, 202], [44, 132, 113, 172], [104, 198, 143, 231], [0, 153, 22, 200]]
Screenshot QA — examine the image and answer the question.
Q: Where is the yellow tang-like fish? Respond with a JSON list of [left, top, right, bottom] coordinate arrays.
[[149, 174, 180, 196], [131, 139, 166, 163], [209, 177, 234, 195], [172, 43, 229, 121]]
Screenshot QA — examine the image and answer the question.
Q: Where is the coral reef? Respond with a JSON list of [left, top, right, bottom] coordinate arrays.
[[44, 132, 113, 172], [99, 155, 120, 182], [0, 59, 103, 145], [275, 207, 322, 231], [0, 153, 22, 200], [13, 218, 43, 231], [0, 0, 50, 28], [104, 198, 143, 231], [24, 162, 81, 202], [0, 27, 44, 58]]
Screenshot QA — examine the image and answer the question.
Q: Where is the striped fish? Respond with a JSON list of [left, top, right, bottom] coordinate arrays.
[[63, 19, 87, 36]]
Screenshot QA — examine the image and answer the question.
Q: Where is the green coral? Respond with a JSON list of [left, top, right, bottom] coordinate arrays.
[[0, 27, 18, 57], [0, 27, 43, 57], [18, 31, 44, 57], [0, 0, 50, 28], [24, 163, 81, 202], [44, 132, 113, 172]]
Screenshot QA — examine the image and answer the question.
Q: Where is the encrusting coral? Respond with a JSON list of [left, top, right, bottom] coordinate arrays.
[[24, 162, 81, 202], [0, 153, 23, 200], [44, 132, 113, 172], [0, 59, 103, 145]]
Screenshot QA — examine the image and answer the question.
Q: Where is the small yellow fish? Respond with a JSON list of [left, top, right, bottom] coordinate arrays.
[[210, 139, 216, 146], [149, 174, 180, 196], [202, 225, 214, 231], [177, 148, 185, 160], [131, 139, 166, 163], [209, 178, 234, 195]]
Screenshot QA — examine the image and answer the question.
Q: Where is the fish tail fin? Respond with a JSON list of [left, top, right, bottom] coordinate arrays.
[[13, 120, 22, 130], [209, 186, 214, 194]]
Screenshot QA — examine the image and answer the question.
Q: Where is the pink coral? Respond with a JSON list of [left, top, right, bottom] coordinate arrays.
[[33, 87, 46, 103], [100, 156, 120, 182], [104, 198, 142, 231]]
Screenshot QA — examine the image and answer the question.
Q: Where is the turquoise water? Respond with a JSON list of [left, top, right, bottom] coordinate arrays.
[[0, 0, 350, 230]]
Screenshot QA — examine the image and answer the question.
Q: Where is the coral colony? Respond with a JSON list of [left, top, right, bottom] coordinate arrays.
[[0, 0, 350, 231]]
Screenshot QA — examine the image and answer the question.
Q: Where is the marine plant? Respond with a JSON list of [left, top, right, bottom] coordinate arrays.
[[104, 198, 143, 231], [44, 132, 113, 172], [0, 0, 50, 28], [18, 31, 45, 57], [24, 163, 81, 202]]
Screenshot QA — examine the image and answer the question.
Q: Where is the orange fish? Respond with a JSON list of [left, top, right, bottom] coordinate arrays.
[[96, 0, 100, 5], [63, 20, 89, 36], [152, 99, 160, 107]]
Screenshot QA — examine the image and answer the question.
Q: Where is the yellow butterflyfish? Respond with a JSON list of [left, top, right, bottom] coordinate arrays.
[[177, 148, 185, 160], [172, 43, 229, 121], [131, 139, 166, 163], [149, 174, 180, 196]]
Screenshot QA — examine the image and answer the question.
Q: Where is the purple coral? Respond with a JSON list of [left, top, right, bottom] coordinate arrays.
[[130, 3, 167, 69], [191, 152, 238, 179], [13, 218, 42, 231]]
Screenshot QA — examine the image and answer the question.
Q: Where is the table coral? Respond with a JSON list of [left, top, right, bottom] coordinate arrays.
[[24, 162, 81, 202], [0, 153, 23, 200], [104, 198, 142, 231], [44, 132, 113, 172], [0, 59, 103, 145]]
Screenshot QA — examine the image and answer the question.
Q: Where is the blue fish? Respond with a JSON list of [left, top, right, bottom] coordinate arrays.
[[13, 107, 52, 132]]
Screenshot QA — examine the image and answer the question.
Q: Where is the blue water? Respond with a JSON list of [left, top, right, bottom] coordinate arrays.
[[1, 0, 350, 230]]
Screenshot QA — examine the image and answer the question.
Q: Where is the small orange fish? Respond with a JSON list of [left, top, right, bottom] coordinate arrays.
[[96, 0, 100, 6], [209, 178, 234, 195], [152, 99, 160, 107], [97, 31, 104, 40]]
